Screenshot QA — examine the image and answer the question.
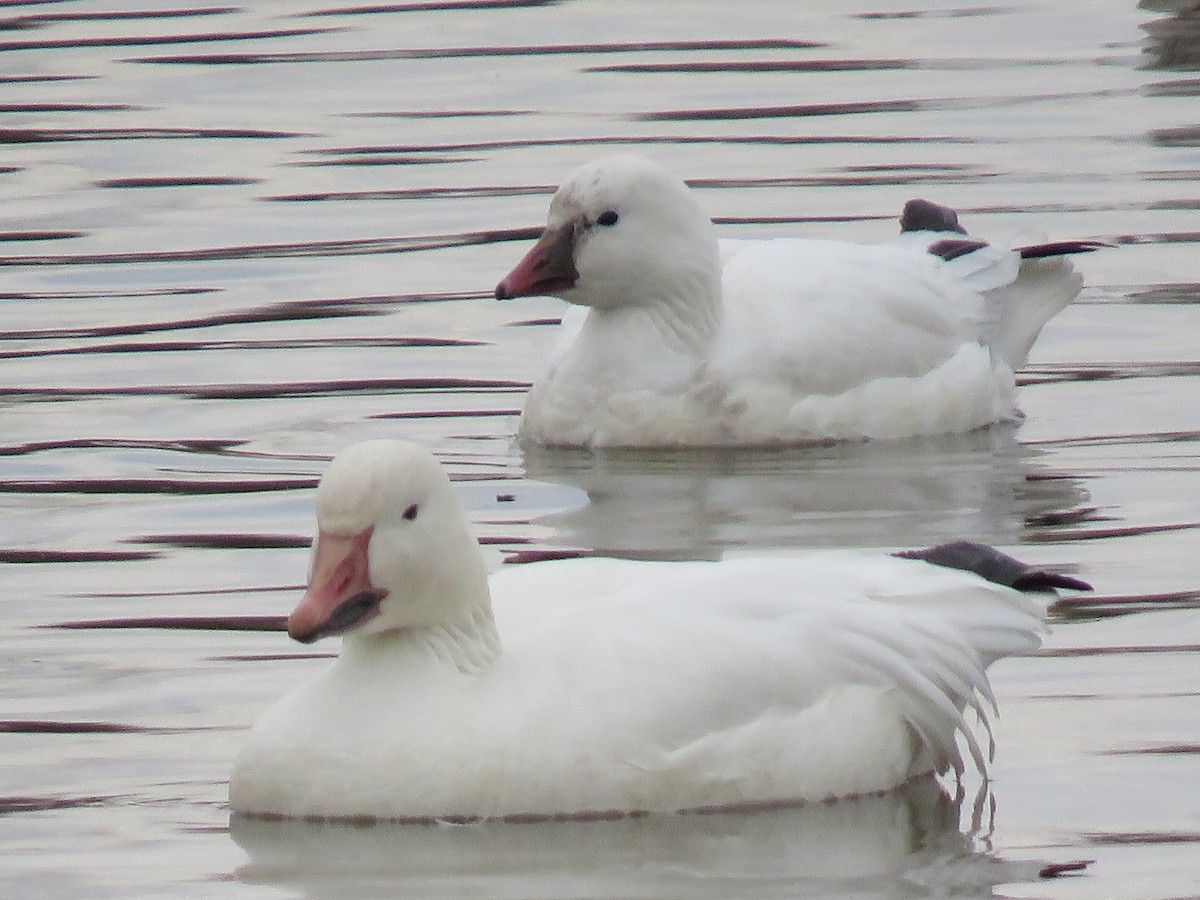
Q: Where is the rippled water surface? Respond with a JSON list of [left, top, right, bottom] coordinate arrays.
[[3, 1, 1199, 897]]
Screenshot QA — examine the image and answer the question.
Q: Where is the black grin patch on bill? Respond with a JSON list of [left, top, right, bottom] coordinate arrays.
[[293, 590, 385, 644]]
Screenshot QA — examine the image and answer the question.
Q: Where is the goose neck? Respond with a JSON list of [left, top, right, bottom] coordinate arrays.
[[345, 604, 502, 675]]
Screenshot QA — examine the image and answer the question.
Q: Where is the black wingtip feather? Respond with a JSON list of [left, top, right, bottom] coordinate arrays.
[[1017, 240, 1112, 259], [926, 238, 990, 261], [895, 540, 1093, 592]]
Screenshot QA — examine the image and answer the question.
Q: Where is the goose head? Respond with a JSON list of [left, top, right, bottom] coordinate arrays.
[[495, 154, 721, 311], [287, 440, 490, 645]]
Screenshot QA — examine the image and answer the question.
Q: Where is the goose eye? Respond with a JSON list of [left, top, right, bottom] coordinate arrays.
[[596, 210, 619, 227], [402, 503, 419, 521]]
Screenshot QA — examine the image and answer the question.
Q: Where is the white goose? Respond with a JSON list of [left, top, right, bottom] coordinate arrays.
[[229, 440, 1088, 823], [495, 154, 1103, 448]]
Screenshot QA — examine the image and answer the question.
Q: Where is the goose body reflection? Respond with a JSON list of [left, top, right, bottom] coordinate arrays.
[[523, 429, 1090, 558], [233, 778, 1079, 898], [232, 778, 927, 895]]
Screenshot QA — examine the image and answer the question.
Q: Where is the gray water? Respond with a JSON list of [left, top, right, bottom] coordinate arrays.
[[2, 1, 1199, 897]]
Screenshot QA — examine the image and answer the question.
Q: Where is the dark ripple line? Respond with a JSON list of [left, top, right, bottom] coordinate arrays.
[[0, 303, 380, 340], [712, 215, 894, 226], [0, 27, 341, 52], [372, 408, 521, 420], [699, 171, 998, 189], [0, 478, 316, 496], [1150, 200, 1200, 212], [1019, 361, 1200, 386], [639, 99, 923, 121], [1027, 429, 1200, 449], [131, 38, 827, 65], [298, 152, 480, 167], [1114, 230, 1200, 246], [1147, 78, 1200, 98], [0, 377, 528, 401], [80, 584, 301, 600], [1084, 831, 1200, 846], [265, 184, 552, 202], [0, 549, 161, 563], [215, 652, 334, 662], [0, 438, 242, 457], [1044, 691, 1200, 702], [1030, 522, 1200, 542], [351, 108, 534, 118], [0, 230, 85, 242], [1039, 643, 1200, 656], [588, 57, 1073, 75], [0, 74, 96, 84], [130, 533, 310, 550], [0, 335, 485, 361], [0, 286, 215, 301], [0, 294, 479, 340], [0, 720, 196, 735], [52, 615, 286, 631], [1144, 169, 1200, 182], [310, 133, 967, 157], [638, 87, 1133, 122], [0, 228, 537, 267], [854, 7, 1000, 19], [1152, 125, 1200, 148], [0, 126, 307, 144], [4, 6, 238, 25], [505, 548, 590, 565], [591, 59, 912, 74], [1050, 590, 1200, 617], [0, 103, 141, 113], [95, 176, 262, 188], [181, 376, 529, 400], [1026, 506, 1108, 530], [303, 0, 564, 15], [0, 795, 115, 814]]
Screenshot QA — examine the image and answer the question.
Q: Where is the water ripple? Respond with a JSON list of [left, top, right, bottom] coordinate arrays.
[[1, 335, 484, 361], [0, 26, 341, 53], [94, 176, 262, 188], [0, 477, 316, 495], [1, 6, 238, 26], [51, 615, 287, 631], [637, 89, 1135, 121], [132, 38, 827, 66], [302, 1, 568, 16], [0, 126, 307, 143], [0, 438, 242, 457], [0, 377, 528, 401], [0, 229, 536, 266], [0, 293, 481, 339]]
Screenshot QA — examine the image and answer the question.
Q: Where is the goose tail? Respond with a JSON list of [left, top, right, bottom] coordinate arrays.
[[899, 199, 1108, 371]]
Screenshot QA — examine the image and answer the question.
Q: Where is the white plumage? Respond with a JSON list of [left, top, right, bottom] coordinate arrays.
[[495, 154, 1100, 448], [229, 440, 1060, 823]]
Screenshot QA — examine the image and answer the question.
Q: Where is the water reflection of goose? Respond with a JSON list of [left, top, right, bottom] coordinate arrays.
[[231, 778, 1064, 898], [495, 153, 1104, 448], [522, 428, 1091, 557], [1140, 0, 1200, 72]]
